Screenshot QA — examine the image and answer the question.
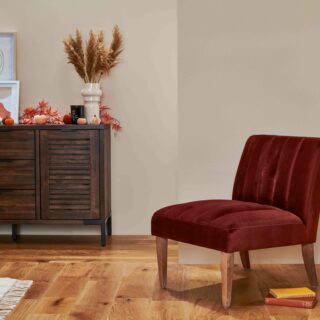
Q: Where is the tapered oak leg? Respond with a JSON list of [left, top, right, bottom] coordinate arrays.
[[156, 237, 168, 288], [239, 251, 250, 269], [302, 243, 318, 289], [220, 252, 234, 309]]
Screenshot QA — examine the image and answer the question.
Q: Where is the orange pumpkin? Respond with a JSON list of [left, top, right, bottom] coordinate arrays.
[[63, 114, 72, 124], [4, 117, 14, 126]]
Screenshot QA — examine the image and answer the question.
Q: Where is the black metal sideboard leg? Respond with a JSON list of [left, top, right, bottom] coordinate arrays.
[[12, 224, 18, 241], [100, 222, 106, 247], [107, 216, 112, 236]]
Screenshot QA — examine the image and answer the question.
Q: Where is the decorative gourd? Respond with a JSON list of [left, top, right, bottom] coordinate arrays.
[[91, 115, 101, 125], [34, 115, 47, 125], [4, 117, 14, 125], [63, 114, 72, 124], [77, 118, 87, 125]]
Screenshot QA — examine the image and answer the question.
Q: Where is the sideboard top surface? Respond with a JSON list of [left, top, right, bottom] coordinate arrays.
[[0, 124, 110, 130]]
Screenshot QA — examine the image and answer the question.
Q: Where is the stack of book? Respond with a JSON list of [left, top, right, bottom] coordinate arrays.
[[265, 287, 317, 309]]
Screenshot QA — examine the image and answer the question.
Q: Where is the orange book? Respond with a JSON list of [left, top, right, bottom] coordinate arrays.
[[269, 287, 316, 299], [265, 294, 317, 309]]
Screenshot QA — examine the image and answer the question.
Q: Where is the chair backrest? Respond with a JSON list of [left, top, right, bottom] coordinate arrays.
[[233, 135, 320, 242]]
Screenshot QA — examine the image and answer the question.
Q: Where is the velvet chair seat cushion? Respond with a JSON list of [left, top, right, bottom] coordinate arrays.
[[151, 200, 308, 253]]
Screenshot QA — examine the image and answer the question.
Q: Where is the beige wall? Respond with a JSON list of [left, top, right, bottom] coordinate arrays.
[[0, 0, 178, 235], [1, 0, 320, 265], [178, 0, 320, 263]]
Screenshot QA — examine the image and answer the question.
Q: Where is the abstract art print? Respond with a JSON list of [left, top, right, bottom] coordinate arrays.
[[0, 81, 19, 123], [0, 32, 16, 81]]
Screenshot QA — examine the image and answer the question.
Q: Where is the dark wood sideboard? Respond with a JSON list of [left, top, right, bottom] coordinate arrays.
[[0, 124, 111, 246]]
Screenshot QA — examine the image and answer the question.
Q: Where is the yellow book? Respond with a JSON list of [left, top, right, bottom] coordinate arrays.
[[269, 287, 316, 299]]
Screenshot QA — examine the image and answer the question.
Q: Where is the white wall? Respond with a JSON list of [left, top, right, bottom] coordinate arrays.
[[178, 0, 320, 263], [0, 0, 178, 235]]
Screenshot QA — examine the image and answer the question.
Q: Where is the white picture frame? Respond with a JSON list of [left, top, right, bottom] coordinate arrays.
[[0, 32, 17, 81], [0, 81, 20, 123]]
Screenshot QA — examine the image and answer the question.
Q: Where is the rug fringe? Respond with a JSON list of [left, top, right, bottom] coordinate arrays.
[[0, 280, 33, 320]]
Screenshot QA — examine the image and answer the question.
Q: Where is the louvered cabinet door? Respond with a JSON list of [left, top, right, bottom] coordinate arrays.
[[40, 130, 100, 220]]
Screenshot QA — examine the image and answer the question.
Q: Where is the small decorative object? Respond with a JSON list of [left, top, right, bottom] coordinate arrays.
[[77, 117, 87, 125], [63, 113, 72, 124], [20, 100, 63, 124], [0, 81, 19, 123], [90, 114, 101, 125], [63, 27, 123, 121], [0, 32, 17, 80], [100, 104, 122, 132], [70, 105, 84, 124], [3, 116, 14, 125], [33, 114, 47, 125]]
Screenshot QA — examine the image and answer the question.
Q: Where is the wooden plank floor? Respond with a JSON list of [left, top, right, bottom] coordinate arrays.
[[0, 235, 319, 319]]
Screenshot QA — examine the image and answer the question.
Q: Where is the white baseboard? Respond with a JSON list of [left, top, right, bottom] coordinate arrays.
[[0, 225, 100, 235], [179, 242, 320, 264]]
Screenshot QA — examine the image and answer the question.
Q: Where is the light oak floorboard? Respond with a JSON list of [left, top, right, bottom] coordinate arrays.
[[0, 235, 319, 319]]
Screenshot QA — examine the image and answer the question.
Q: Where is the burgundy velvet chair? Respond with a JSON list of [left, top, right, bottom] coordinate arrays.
[[151, 135, 320, 308]]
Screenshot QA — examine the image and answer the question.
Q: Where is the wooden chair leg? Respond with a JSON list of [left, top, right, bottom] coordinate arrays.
[[239, 251, 250, 269], [156, 237, 168, 288], [302, 243, 318, 289], [220, 252, 234, 309]]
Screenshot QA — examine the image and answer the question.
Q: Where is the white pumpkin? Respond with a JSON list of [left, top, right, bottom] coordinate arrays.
[[77, 118, 87, 125], [91, 115, 101, 125], [34, 114, 47, 124]]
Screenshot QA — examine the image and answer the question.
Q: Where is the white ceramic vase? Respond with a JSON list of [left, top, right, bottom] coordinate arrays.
[[81, 83, 102, 122]]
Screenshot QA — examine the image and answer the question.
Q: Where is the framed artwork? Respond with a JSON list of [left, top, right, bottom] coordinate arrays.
[[0, 32, 17, 80], [0, 81, 20, 122]]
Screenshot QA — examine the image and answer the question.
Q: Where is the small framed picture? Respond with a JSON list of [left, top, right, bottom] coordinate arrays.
[[0, 81, 20, 123], [0, 32, 17, 80]]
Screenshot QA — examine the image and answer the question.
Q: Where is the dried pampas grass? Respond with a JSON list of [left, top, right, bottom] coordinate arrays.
[[63, 26, 123, 83], [108, 26, 123, 71]]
